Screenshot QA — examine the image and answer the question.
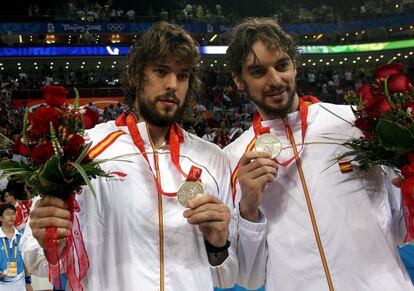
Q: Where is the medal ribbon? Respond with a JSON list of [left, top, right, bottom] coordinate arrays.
[[2, 238, 17, 259], [45, 192, 89, 291], [252, 98, 309, 167], [122, 113, 201, 197]]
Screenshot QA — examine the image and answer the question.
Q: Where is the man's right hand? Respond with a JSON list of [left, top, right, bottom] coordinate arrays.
[[29, 196, 73, 249], [237, 151, 278, 222]]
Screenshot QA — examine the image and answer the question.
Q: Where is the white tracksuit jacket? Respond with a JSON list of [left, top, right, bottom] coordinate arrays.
[[226, 102, 414, 291], [21, 120, 238, 291]]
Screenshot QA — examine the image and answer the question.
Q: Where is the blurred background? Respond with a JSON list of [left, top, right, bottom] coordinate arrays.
[[1, 1, 414, 290]]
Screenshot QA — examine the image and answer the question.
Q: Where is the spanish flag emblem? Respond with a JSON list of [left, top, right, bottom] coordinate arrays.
[[338, 160, 353, 173]]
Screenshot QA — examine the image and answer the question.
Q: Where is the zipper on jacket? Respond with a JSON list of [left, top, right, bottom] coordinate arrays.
[[284, 118, 335, 291], [147, 129, 165, 291]]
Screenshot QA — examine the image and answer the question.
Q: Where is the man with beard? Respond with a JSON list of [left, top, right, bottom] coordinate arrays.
[[20, 22, 237, 290], [225, 18, 413, 290]]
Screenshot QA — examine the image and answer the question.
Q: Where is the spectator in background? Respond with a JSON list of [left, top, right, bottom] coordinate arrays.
[[0, 203, 33, 291], [202, 126, 216, 143], [3, 181, 30, 233]]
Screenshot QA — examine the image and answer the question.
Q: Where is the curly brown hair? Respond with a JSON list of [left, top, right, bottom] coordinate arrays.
[[124, 21, 201, 109], [226, 18, 299, 77]]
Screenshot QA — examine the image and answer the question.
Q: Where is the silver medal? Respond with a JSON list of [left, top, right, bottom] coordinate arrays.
[[177, 181, 204, 207], [254, 133, 282, 159]]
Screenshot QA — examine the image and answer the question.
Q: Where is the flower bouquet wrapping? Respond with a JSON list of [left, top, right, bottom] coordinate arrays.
[[0, 86, 104, 290], [335, 63, 414, 242]]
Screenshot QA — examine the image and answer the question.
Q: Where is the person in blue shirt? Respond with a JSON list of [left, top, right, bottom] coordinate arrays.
[[0, 203, 32, 291]]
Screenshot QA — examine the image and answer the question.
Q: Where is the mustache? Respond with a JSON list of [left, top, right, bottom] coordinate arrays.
[[154, 92, 180, 104], [263, 85, 287, 96]]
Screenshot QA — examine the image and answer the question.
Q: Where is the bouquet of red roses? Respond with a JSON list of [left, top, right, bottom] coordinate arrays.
[[0, 85, 104, 290], [0, 86, 103, 199], [338, 63, 414, 241]]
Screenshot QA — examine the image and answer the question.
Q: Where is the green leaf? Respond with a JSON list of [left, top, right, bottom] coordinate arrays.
[[38, 156, 65, 187], [377, 119, 414, 151], [68, 161, 97, 198], [74, 142, 92, 164]]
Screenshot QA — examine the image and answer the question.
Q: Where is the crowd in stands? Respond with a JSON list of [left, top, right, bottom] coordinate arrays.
[[2, 61, 413, 152], [2, 0, 414, 24], [1, 65, 122, 91]]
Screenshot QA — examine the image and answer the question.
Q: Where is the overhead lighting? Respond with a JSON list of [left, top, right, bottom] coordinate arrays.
[[209, 34, 218, 43], [316, 33, 323, 40], [339, 61, 343, 64], [113, 61, 117, 64]]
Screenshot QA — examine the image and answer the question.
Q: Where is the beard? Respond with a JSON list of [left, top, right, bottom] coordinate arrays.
[[245, 82, 297, 118], [137, 92, 186, 127]]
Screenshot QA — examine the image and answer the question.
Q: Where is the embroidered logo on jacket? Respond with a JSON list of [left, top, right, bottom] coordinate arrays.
[[106, 171, 128, 181]]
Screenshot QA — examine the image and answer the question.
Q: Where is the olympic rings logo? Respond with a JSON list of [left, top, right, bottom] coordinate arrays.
[[107, 23, 125, 32]]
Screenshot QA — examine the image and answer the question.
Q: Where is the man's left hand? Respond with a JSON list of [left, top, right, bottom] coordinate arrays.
[[183, 194, 230, 248]]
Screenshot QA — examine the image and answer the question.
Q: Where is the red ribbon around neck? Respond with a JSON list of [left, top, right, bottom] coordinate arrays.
[[117, 112, 202, 196], [252, 97, 312, 167]]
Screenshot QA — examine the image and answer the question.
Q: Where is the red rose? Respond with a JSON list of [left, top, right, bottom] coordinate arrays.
[[354, 117, 376, 139], [83, 107, 99, 129], [12, 137, 29, 157], [64, 134, 85, 158], [31, 142, 54, 165], [32, 106, 61, 134], [387, 73, 412, 94], [375, 63, 403, 80], [356, 84, 391, 117], [41, 86, 68, 107]]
